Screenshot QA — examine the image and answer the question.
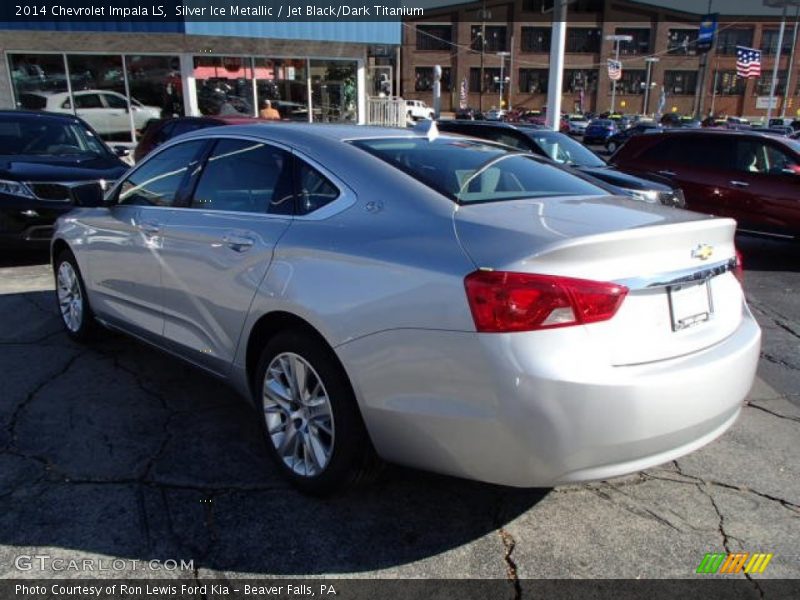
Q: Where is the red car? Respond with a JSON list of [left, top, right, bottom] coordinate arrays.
[[133, 115, 262, 162], [610, 129, 800, 239]]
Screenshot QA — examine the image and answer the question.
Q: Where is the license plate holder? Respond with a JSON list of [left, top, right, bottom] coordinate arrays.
[[668, 281, 713, 332]]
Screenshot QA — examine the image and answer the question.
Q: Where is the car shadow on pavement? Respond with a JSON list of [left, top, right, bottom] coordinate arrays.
[[0, 289, 548, 577]]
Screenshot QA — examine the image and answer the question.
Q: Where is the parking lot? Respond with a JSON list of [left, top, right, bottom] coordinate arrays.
[[0, 235, 798, 585]]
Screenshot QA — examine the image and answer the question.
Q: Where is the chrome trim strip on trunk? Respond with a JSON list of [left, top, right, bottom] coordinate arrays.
[[616, 258, 737, 291]]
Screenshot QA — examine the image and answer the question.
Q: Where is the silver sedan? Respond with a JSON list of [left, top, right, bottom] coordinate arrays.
[[52, 123, 761, 494]]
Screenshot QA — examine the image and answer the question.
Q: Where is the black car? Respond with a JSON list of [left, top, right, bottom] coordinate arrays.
[[0, 110, 129, 246], [436, 120, 685, 207], [605, 122, 662, 153]]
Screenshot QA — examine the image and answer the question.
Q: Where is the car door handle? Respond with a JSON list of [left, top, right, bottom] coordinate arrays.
[[138, 221, 160, 237], [730, 180, 750, 188], [657, 170, 676, 177], [223, 234, 255, 252]]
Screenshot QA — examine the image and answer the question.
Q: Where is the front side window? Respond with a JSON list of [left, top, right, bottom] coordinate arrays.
[[190, 139, 293, 214], [526, 133, 606, 168], [103, 93, 129, 109], [350, 138, 606, 204], [117, 140, 206, 207]]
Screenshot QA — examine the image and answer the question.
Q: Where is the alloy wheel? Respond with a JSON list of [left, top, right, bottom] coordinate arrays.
[[56, 261, 83, 333], [262, 352, 335, 477]]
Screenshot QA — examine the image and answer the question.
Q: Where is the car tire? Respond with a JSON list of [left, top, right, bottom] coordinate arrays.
[[54, 250, 98, 342], [254, 329, 380, 495], [607, 141, 618, 153]]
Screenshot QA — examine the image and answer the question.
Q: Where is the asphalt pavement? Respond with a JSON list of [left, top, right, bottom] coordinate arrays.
[[0, 236, 798, 587]]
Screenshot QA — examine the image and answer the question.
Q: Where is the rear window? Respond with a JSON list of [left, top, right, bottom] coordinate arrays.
[[350, 137, 607, 204]]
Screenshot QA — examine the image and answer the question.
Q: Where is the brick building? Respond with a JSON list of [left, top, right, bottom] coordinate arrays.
[[402, 0, 800, 119]]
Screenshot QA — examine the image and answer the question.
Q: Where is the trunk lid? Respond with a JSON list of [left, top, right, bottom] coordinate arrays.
[[454, 195, 743, 365]]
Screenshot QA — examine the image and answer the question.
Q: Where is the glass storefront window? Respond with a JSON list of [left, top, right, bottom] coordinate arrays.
[[193, 56, 255, 117], [254, 58, 308, 121], [126, 55, 184, 120], [9, 53, 68, 110], [66, 54, 151, 143], [310, 60, 358, 123]]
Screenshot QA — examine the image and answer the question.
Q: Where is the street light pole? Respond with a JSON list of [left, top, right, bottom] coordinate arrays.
[[643, 57, 659, 116], [497, 51, 510, 109], [767, 2, 788, 123], [606, 34, 633, 114], [781, 6, 800, 118]]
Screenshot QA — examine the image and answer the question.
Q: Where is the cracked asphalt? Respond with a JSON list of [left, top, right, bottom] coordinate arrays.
[[0, 235, 798, 585]]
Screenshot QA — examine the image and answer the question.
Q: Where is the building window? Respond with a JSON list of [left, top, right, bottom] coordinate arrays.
[[521, 27, 551, 53], [667, 29, 699, 55], [471, 26, 508, 52], [519, 69, 549, 94], [663, 71, 698, 95], [9, 53, 69, 108], [416, 25, 453, 51], [566, 28, 602, 53], [615, 28, 651, 55], [415, 67, 452, 91], [612, 69, 647, 95], [310, 59, 359, 123], [126, 55, 185, 120], [717, 28, 755, 55], [194, 56, 255, 118], [563, 69, 598, 93], [754, 70, 787, 96], [469, 68, 505, 93], [713, 71, 745, 95], [760, 29, 793, 55], [253, 58, 309, 121]]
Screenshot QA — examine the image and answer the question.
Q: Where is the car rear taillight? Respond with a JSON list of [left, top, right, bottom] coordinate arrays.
[[464, 271, 629, 333], [734, 248, 745, 285]]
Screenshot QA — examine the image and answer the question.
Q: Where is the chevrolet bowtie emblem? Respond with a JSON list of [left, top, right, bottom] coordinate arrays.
[[691, 244, 714, 261]]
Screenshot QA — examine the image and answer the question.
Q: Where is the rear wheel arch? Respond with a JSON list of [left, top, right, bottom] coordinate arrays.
[[245, 311, 344, 396]]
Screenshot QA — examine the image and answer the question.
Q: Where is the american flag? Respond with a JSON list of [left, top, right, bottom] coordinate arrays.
[[607, 59, 622, 82], [736, 46, 762, 79]]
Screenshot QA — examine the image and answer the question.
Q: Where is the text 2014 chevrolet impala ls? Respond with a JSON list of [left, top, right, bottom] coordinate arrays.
[[51, 123, 761, 494]]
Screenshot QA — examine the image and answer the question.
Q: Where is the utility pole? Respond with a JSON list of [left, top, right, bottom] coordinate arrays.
[[781, 5, 800, 118], [477, 1, 489, 112], [497, 51, 510, 109], [767, 2, 788, 123], [694, 0, 714, 120]]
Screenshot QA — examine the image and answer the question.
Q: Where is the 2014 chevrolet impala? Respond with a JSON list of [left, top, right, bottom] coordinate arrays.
[[51, 123, 761, 494]]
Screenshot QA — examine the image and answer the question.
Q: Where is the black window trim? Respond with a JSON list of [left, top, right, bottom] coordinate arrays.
[[109, 138, 211, 208]]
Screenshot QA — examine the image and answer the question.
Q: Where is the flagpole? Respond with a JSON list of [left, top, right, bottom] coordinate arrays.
[[767, 2, 788, 124]]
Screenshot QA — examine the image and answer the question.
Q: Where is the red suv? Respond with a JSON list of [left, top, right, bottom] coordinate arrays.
[[610, 130, 800, 238]]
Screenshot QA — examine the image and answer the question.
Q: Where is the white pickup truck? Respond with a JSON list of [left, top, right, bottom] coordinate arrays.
[[406, 100, 435, 121]]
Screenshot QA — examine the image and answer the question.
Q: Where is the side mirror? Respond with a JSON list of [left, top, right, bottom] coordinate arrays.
[[71, 182, 106, 207], [113, 145, 131, 158]]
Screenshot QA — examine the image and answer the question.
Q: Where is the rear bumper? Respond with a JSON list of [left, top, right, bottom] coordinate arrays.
[[336, 304, 761, 487]]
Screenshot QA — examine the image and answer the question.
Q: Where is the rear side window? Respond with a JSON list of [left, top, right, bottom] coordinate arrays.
[[117, 140, 206, 207], [190, 138, 293, 214], [74, 94, 102, 109], [351, 137, 606, 204], [296, 162, 339, 215], [641, 136, 734, 169]]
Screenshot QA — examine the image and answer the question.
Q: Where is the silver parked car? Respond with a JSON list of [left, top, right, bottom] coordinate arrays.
[[52, 123, 761, 494]]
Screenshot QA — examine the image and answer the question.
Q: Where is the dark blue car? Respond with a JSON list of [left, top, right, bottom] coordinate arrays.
[[0, 110, 129, 246], [583, 119, 618, 145]]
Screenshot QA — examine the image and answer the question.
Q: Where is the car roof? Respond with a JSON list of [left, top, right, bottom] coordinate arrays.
[[176, 122, 448, 146]]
